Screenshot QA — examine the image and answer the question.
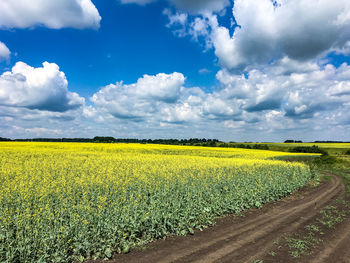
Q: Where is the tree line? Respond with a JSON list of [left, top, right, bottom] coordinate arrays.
[[284, 140, 350, 143], [0, 136, 220, 146]]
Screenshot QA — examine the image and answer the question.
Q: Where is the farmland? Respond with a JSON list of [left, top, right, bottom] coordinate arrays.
[[227, 142, 350, 155], [0, 142, 316, 262]]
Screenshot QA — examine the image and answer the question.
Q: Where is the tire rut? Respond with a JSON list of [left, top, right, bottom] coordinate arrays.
[[309, 217, 350, 263], [183, 176, 343, 263], [104, 175, 346, 263], [217, 176, 345, 263]]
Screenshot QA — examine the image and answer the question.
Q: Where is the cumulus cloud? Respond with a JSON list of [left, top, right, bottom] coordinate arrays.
[[91, 71, 248, 124], [164, 0, 350, 71], [329, 82, 350, 96], [207, 0, 350, 70], [0, 42, 10, 62], [89, 57, 350, 133], [158, 0, 350, 140], [216, 68, 288, 113], [3, 63, 350, 140], [216, 61, 350, 120], [202, 94, 241, 119], [0, 61, 84, 112], [0, 0, 101, 29], [91, 72, 186, 120]]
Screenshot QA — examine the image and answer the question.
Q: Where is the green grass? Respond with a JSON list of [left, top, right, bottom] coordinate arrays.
[[316, 156, 350, 192], [283, 201, 349, 259], [318, 205, 347, 228], [285, 234, 321, 258], [268, 251, 276, 256]]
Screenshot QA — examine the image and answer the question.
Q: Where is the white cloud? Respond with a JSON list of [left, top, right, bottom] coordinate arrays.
[[91, 71, 246, 124], [216, 61, 350, 120], [158, 0, 350, 137], [0, 0, 101, 29], [91, 72, 186, 120], [24, 127, 63, 136], [334, 41, 350, 55], [121, 0, 229, 14], [0, 42, 10, 62], [207, 0, 350, 70], [88, 57, 350, 138], [0, 61, 84, 112], [163, 10, 214, 49], [163, 9, 188, 27], [202, 94, 241, 119], [265, 56, 320, 76], [169, 0, 230, 14], [163, 9, 189, 37], [189, 17, 210, 40], [160, 101, 201, 123], [165, 0, 350, 71], [329, 82, 350, 96], [120, 0, 156, 5], [199, 68, 211, 74], [2, 63, 350, 140]]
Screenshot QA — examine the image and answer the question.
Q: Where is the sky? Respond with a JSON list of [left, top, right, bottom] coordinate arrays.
[[0, 0, 350, 142]]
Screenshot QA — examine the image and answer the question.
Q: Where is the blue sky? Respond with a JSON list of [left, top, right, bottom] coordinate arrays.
[[0, 0, 350, 141], [0, 1, 219, 96]]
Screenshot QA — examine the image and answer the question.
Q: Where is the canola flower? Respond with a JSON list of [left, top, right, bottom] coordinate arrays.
[[0, 142, 316, 262]]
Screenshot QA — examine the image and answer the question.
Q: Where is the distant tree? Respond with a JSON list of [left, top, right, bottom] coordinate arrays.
[[7, 136, 226, 147], [93, 136, 117, 143], [252, 144, 269, 150], [289, 145, 327, 155], [284, 140, 303, 143]]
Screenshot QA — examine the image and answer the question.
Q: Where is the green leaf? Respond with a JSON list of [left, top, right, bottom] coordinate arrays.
[[123, 245, 130, 254], [105, 248, 112, 258]]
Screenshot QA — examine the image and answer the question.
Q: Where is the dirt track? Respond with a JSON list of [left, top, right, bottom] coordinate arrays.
[[98, 175, 349, 263]]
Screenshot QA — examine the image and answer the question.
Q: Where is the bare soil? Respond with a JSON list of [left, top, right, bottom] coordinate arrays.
[[92, 175, 350, 263]]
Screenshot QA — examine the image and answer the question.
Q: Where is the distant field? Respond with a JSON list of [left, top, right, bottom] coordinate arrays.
[[228, 142, 350, 155], [266, 142, 350, 149], [0, 142, 316, 262]]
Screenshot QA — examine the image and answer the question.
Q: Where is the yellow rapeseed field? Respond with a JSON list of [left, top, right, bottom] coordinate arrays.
[[0, 142, 316, 262]]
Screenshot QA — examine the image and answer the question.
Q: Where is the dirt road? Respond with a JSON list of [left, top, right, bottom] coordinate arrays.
[[97, 175, 349, 263]]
